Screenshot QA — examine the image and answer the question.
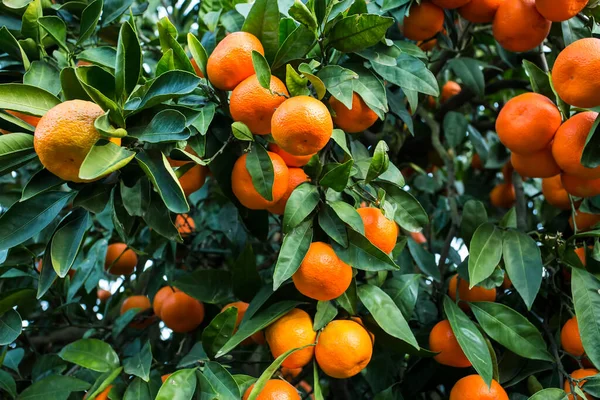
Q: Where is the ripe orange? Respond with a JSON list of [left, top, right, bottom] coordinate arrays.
[[570, 210, 600, 232], [543, 175, 573, 210], [37, 259, 75, 278], [349, 316, 375, 344], [268, 143, 314, 167], [221, 301, 265, 345], [153, 286, 180, 316], [356, 207, 398, 254], [553, 112, 600, 179], [402, 2, 445, 41], [441, 81, 461, 103], [231, 152, 289, 209], [292, 242, 353, 301], [490, 183, 516, 208], [267, 168, 309, 215], [161, 373, 172, 383], [496, 93, 561, 155], [105, 243, 137, 275], [493, 0, 551, 53], [281, 367, 302, 381], [432, 0, 470, 8], [175, 214, 195, 237], [92, 385, 113, 400], [562, 174, 600, 198], [410, 231, 427, 244], [97, 289, 111, 302], [553, 39, 600, 108], [271, 96, 333, 156], [190, 58, 204, 78], [562, 317, 585, 357], [418, 38, 438, 51], [575, 246, 591, 266], [564, 368, 599, 400], [160, 291, 205, 333], [34, 100, 122, 182], [511, 146, 560, 178], [242, 379, 300, 400], [120, 295, 152, 329], [265, 308, 317, 369], [459, 0, 502, 23], [450, 375, 509, 400], [429, 320, 471, 368], [535, 0, 588, 22], [448, 274, 497, 310], [230, 75, 289, 135], [329, 92, 378, 133], [206, 32, 264, 90], [169, 149, 207, 197], [315, 320, 373, 379]]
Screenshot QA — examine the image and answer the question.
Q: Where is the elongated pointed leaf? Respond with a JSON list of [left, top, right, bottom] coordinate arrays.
[[115, 20, 142, 99], [503, 230, 543, 310], [0, 84, 60, 116], [468, 223, 503, 288], [273, 219, 313, 290], [79, 139, 135, 180], [202, 308, 238, 359], [51, 209, 90, 278], [123, 341, 152, 382], [283, 183, 320, 232], [572, 268, 600, 369], [59, 339, 119, 372]]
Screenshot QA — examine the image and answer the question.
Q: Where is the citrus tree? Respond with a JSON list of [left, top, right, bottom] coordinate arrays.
[[1, 0, 600, 398]]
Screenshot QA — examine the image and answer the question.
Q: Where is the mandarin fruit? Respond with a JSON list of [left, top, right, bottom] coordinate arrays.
[[535, 0, 588, 22], [265, 308, 317, 369], [448, 274, 497, 310], [120, 295, 152, 329], [268, 143, 314, 167], [450, 375, 508, 400], [441, 81, 461, 103], [206, 32, 264, 90], [511, 146, 560, 178], [490, 183, 516, 208], [243, 379, 300, 400], [221, 301, 265, 345], [92, 385, 113, 400], [105, 243, 137, 275], [432, 0, 471, 8], [562, 317, 585, 357], [292, 242, 353, 301], [564, 368, 599, 400], [471, 153, 483, 170], [356, 207, 398, 254], [575, 246, 589, 266], [542, 175, 572, 210], [160, 291, 205, 333], [553, 39, 600, 108], [570, 210, 600, 232], [169, 150, 207, 197], [161, 373, 172, 383], [190, 58, 204, 77], [175, 213, 195, 237], [493, 0, 551, 53], [97, 289, 111, 302], [429, 320, 471, 368], [459, 0, 502, 23], [231, 152, 289, 209], [153, 286, 179, 316], [329, 92, 378, 133], [267, 168, 309, 215], [402, 2, 445, 41], [553, 112, 600, 179], [562, 174, 600, 198]]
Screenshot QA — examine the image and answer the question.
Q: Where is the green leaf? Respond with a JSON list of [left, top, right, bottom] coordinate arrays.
[[242, 0, 280, 62], [273, 219, 313, 290], [177, 342, 209, 368], [123, 341, 152, 382], [102, 0, 135, 25], [335, 229, 399, 271], [18, 375, 90, 400], [527, 388, 568, 400], [381, 0, 410, 11], [289, 0, 318, 30], [124, 71, 201, 111], [112, 309, 139, 339], [376, 182, 428, 232], [358, 284, 418, 349], [443, 296, 493, 386], [320, 160, 353, 191], [351, 65, 388, 117], [371, 54, 439, 96], [285, 64, 310, 96], [272, 25, 317, 70], [78, 47, 117, 69], [447, 58, 485, 97], [61, 67, 92, 102], [0, 132, 37, 176], [129, 110, 189, 143], [77, 0, 103, 45], [246, 144, 274, 202], [143, 191, 180, 241], [79, 139, 135, 180], [75, 67, 124, 127], [156, 369, 197, 400], [251, 50, 271, 90], [38, 16, 68, 52], [366, 140, 389, 183], [232, 121, 254, 141], [51, 209, 90, 278], [572, 268, 600, 369], [407, 238, 440, 282], [123, 378, 152, 400], [444, 112, 468, 149], [0, 369, 16, 399], [461, 200, 488, 246], [232, 244, 262, 302], [58, 339, 120, 372], [202, 362, 240, 400], [318, 205, 348, 247], [172, 270, 233, 304], [24, 61, 61, 96], [283, 183, 320, 232], [582, 113, 600, 169], [313, 300, 337, 330], [202, 307, 237, 359], [0, 310, 21, 346], [187, 33, 208, 77], [94, 111, 128, 138], [329, 201, 364, 234], [115, 20, 142, 99], [318, 65, 358, 109], [471, 302, 553, 362], [382, 274, 420, 319], [503, 230, 543, 310], [85, 367, 122, 399], [328, 14, 394, 53], [136, 150, 189, 214], [0, 83, 60, 116], [468, 223, 503, 288], [522, 60, 554, 99], [0, 191, 73, 250]]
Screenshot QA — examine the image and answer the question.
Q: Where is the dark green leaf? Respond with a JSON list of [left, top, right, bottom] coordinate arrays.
[[246, 144, 274, 202], [327, 14, 394, 53], [582, 113, 600, 169], [58, 339, 120, 372], [51, 209, 90, 278], [21, 169, 64, 201], [522, 60, 553, 99], [116, 20, 142, 99], [371, 54, 439, 96], [318, 205, 348, 247], [407, 238, 440, 282], [382, 274, 420, 319], [318, 65, 358, 109], [320, 160, 353, 191], [252, 50, 271, 90], [444, 112, 468, 148], [38, 16, 68, 52], [283, 183, 320, 232], [173, 270, 233, 304], [123, 341, 152, 382], [0, 369, 16, 399], [0, 27, 29, 69], [129, 110, 189, 143], [461, 200, 488, 246], [335, 229, 399, 271], [527, 388, 568, 400], [102, 0, 135, 25], [468, 223, 503, 288], [202, 362, 240, 400], [78, 47, 117, 69], [272, 26, 316, 70], [377, 182, 428, 232], [273, 219, 313, 290], [289, 0, 318, 30], [18, 375, 90, 400], [0, 83, 60, 116], [366, 140, 389, 183], [123, 378, 152, 400], [329, 201, 364, 234], [202, 308, 237, 359], [242, 0, 279, 62], [156, 369, 197, 400], [0, 310, 21, 346], [503, 230, 543, 310], [77, 0, 103, 45], [447, 58, 485, 97], [572, 268, 600, 369], [187, 33, 208, 77], [232, 244, 262, 302], [313, 300, 337, 330], [24, 61, 61, 96], [124, 71, 200, 111]]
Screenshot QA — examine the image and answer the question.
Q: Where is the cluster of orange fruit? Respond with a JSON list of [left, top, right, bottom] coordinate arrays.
[[403, 0, 587, 54], [560, 316, 599, 398]]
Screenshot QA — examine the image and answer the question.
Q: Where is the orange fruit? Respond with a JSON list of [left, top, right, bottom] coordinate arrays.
[[281, 367, 302, 381], [190, 58, 204, 77], [292, 242, 353, 301], [511, 146, 560, 178], [564, 368, 599, 400], [542, 175, 573, 210], [402, 1, 445, 41], [535, 0, 588, 22], [230, 75, 289, 135], [418, 38, 438, 51], [160, 291, 205, 333], [268, 143, 314, 167], [471, 153, 483, 170], [570, 210, 600, 232], [350, 316, 375, 343], [97, 289, 111, 302], [2, 110, 41, 133], [242, 380, 300, 400], [206, 32, 264, 90], [553, 39, 600, 108], [459, 0, 502, 23], [562, 174, 600, 198], [265, 308, 317, 369], [490, 183, 516, 208], [169, 149, 207, 197], [267, 168, 310, 215], [120, 295, 152, 329], [429, 320, 471, 368], [502, 274, 512, 290], [410, 231, 427, 244], [161, 373, 172, 383], [34, 100, 122, 182], [328, 92, 378, 133], [433, 0, 470, 8], [496, 93, 561, 155], [553, 112, 600, 179], [105, 243, 137, 275], [441, 81, 461, 103], [37, 259, 75, 279], [175, 214, 195, 237], [153, 286, 180, 316], [493, 0, 551, 53], [271, 96, 333, 156], [231, 152, 289, 210], [450, 375, 509, 400], [92, 385, 113, 400], [221, 301, 265, 345], [356, 207, 398, 254], [562, 317, 585, 357], [315, 320, 373, 379], [448, 274, 497, 310], [575, 246, 592, 266], [502, 161, 514, 182]]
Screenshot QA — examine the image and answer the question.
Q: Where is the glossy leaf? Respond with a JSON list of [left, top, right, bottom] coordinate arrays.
[[173, 270, 233, 304], [156, 369, 197, 400], [51, 209, 90, 278], [58, 339, 120, 372], [252, 50, 272, 90], [377, 182, 428, 232], [366, 141, 390, 184], [18, 375, 90, 400], [246, 144, 274, 202], [407, 237, 440, 282], [327, 14, 394, 53], [0, 84, 60, 116], [503, 230, 543, 310], [202, 307, 238, 358], [572, 268, 600, 369], [272, 25, 316, 69], [313, 301, 338, 330], [273, 219, 313, 290], [123, 341, 152, 382], [79, 139, 135, 180], [202, 361, 240, 400], [371, 54, 439, 96], [461, 200, 488, 246], [242, 0, 280, 62], [468, 223, 503, 288], [447, 58, 485, 96], [283, 183, 320, 232], [0, 309, 21, 346], [0, 369, 16, 399], [382, 274, 420, 319], [318, 204, 348, 247], [124, 71, 201, 111], [115, 20, 142, 99], [77, 0, 103, 45], [335, 230, 400, 271]]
